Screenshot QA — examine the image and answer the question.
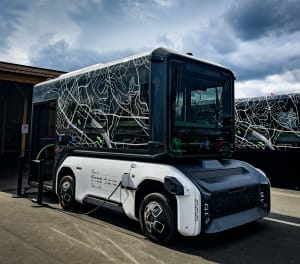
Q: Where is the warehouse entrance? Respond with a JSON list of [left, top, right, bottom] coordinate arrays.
[[0, 61, 65, 164]]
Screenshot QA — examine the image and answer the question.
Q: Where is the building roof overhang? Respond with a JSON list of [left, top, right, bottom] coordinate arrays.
[[0, 61, 65, 84]]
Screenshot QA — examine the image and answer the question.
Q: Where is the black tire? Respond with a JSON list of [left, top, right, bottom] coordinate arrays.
[[139, 192, 175, 244], [58, 175, 76, 210]]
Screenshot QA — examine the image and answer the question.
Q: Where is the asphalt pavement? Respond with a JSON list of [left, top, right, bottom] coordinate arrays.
[[1, 160, 300, 264]]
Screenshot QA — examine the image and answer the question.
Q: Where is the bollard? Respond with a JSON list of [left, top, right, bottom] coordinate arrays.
[[32, 159, 47, 207], [12, 156, 25, 198], [37, 159, 44, 205]]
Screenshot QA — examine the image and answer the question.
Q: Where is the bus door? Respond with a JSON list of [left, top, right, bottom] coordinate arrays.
[[29, 100, 57, 190]]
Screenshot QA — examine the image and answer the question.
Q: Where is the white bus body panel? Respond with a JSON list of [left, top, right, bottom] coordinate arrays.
[[127, 162, 201, 236], [56, 156, 202, 237]]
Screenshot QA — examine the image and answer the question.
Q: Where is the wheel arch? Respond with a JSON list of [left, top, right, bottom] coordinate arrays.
[[135, 179, 177, 220], [56, 167, 75, 193]]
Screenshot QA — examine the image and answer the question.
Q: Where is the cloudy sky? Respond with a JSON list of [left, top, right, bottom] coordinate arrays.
[[1, 0, 300, 98]]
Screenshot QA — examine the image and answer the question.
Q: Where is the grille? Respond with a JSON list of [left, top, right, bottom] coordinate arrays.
[[210, 185, 258, 218]]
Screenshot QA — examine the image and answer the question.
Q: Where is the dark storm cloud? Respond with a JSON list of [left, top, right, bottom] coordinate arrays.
[[181, 0, 300, 83], [223, 53, 300, 82], [225, 0, 300, 41], [0, 0, 28, 49], [182, 19, 239, 64], [29, 40, 135, 71], [201, 21, 238, 55], [229, 60, 281, 81]]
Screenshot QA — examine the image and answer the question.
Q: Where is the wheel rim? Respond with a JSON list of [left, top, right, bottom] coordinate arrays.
[[60, 180, 73, 204], [144, 201, 166, 234]]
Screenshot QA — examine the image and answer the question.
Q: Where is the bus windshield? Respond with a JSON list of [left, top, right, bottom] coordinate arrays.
[[169, 60, 234, 157]]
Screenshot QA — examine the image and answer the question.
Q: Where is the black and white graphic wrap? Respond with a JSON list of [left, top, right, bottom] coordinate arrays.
[[235, 93, 300, 150]]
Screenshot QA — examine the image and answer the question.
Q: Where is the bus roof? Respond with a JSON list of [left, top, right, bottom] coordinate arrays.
[[34, 47, 232, 87]]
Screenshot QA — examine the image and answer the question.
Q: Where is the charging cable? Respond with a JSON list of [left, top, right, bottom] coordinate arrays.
[[80, 181, 122, 215]]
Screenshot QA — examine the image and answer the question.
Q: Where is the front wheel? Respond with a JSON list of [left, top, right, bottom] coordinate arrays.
[[58, 175, 76, 210], [139, 193, 175, 244]]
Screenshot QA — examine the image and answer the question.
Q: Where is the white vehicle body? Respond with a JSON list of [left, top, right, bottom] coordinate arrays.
[[56, 156, 201, 236], [55, 156, 270, 238]]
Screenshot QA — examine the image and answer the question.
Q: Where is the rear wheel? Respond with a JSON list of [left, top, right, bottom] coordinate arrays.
[[58, 175, 76, 210], [139, 193, 175, 244]]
